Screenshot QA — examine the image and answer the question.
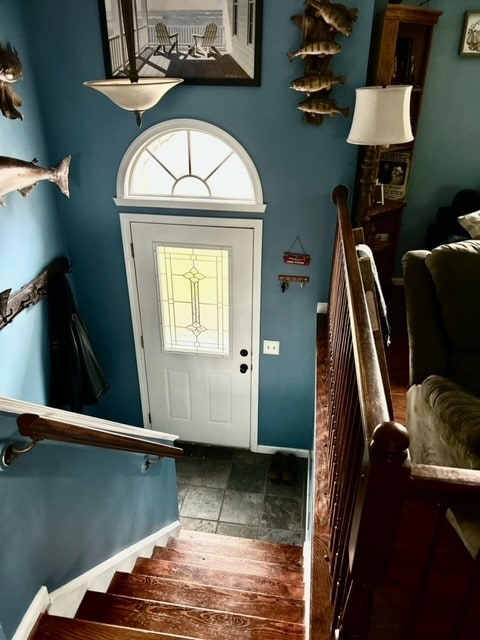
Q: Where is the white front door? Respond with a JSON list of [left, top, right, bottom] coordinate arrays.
[[121, 216, 261, 448]]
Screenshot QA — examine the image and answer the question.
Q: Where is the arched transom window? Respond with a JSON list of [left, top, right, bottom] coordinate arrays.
[[115, 119, 266, 213]]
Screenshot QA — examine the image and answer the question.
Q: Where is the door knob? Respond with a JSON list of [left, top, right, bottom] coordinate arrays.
[[240, 363, 249, 374], [240, 349, 249, 357]]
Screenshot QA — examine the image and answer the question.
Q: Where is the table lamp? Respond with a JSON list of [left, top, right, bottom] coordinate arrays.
[[347, 85, 413, 221]]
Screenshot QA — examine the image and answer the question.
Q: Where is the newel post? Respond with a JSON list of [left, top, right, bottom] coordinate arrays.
[[336, 421, 410, 640]]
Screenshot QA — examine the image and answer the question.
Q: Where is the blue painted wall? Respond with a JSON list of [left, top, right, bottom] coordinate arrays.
[[2, 0, 476, 635], [0, 410, 179, 637], [2, 3, 475, 450], [397, 0, 480, 268], [7, 0, 374, 452], [0, 7, 182, 636], [0, 1, 66, 404]]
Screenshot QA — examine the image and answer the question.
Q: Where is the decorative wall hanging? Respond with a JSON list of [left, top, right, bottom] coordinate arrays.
[[459, 11, 480, 56], [0, 41, 23, 120], [283, 236, 311, 265], [97, 0, 263, 86], [0, 257, 70, 331], [0, 155, 71, 207], [288, 0, 358, 125]]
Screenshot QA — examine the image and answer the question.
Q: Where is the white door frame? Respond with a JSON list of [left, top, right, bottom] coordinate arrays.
[[120, 213, 263, 451]]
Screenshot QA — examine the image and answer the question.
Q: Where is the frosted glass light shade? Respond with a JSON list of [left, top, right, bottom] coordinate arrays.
[[347, 85, 413, 146], [84, 78, 183, 112]]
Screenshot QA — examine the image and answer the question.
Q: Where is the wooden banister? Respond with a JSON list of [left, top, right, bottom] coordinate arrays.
[[331, 185, 391, 436], [315, 184, 480, 638], [321, 185, 411, 639], [3, 413, 183, 466]]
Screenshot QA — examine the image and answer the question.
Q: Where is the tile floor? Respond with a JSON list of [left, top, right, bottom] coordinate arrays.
[[175, 443, 308, 546]]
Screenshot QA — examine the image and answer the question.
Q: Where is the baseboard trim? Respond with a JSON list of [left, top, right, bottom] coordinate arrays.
[[13, 521, 180, 639], [12, 587, 50, 640]]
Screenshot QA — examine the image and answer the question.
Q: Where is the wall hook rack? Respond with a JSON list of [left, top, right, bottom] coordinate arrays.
[[0, 256, 71, 331], [279, 274, 310, 292]]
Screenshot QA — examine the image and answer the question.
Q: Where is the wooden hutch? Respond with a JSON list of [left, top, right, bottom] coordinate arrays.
[[358, 3, 442, 287]]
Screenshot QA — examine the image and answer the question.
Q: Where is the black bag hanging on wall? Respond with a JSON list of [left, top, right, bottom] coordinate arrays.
[[48, 272, 110, 413]]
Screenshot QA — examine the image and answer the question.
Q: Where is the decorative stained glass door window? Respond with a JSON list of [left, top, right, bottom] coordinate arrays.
[[155, 244, 231, 357]]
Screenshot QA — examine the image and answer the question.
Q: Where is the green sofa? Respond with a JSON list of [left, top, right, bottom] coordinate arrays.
[[403, 239, 480, 471], [403, 240, 480, 557]]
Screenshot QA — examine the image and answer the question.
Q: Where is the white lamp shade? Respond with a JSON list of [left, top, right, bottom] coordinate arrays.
[[84, 77, 183, 113], [347, 85, 413, 146]]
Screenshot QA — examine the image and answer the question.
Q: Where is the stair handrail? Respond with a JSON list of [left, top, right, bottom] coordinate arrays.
[[2, 412, 183, 466], [320, 185, 410, 639]]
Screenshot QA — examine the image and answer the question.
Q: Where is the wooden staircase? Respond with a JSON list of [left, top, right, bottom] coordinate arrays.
[[30, 529, 306, 640]]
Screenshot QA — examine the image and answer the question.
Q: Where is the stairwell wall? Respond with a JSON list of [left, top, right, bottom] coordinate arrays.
[[15, 0, 375, 451], [0, 0, 375, 632], [0, 408, 179, 638]]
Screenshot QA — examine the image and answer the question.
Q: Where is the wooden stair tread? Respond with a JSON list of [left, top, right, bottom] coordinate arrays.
[[168, 537, 302, 567], [152, 546, 303, 583], [176, 530, 303, 565], [134, 557, 304, 599], [30, 613, 184, 639], [108, 571, 304, 624], [76, 591, 304, 640]]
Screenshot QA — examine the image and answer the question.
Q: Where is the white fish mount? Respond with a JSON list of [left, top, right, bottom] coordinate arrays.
[[0, 155, 71, 206]]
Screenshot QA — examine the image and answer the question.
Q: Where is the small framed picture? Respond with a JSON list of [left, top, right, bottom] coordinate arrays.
[[377, 151, 411, 201], [459, 11, 480, 56]]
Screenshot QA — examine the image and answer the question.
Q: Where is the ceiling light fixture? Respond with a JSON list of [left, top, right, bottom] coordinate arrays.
[[84, 0, 183, 126]]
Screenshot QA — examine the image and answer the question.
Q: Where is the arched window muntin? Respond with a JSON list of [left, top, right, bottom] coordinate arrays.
[[115, 118, 266, 213]]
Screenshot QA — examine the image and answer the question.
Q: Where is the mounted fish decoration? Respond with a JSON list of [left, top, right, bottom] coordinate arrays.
[[288, 40, 341, 61], [297, 96, 350, 125], [290, 73, 346, 95], [289, 1, 358, 126], [0, 41, 23, 120], [0, 155, 71, 207], [291, 13, 321, 42], [306, 1, 359, 37]]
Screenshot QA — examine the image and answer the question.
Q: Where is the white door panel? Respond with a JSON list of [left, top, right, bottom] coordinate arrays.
[[129, 220, 256, 447]]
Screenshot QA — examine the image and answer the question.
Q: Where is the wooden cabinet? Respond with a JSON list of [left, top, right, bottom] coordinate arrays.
[[361, 200, 405, 290], [358, 4, 442, 287], [371, 4, 443, 139]]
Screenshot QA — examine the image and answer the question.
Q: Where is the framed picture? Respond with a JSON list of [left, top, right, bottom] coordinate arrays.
[[98, 0, 262, 85], [377, 150, 411, 201], [459, 11, 480, 56]]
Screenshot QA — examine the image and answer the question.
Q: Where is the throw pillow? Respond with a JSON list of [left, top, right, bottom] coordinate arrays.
[[458, 211, 480, 239]]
